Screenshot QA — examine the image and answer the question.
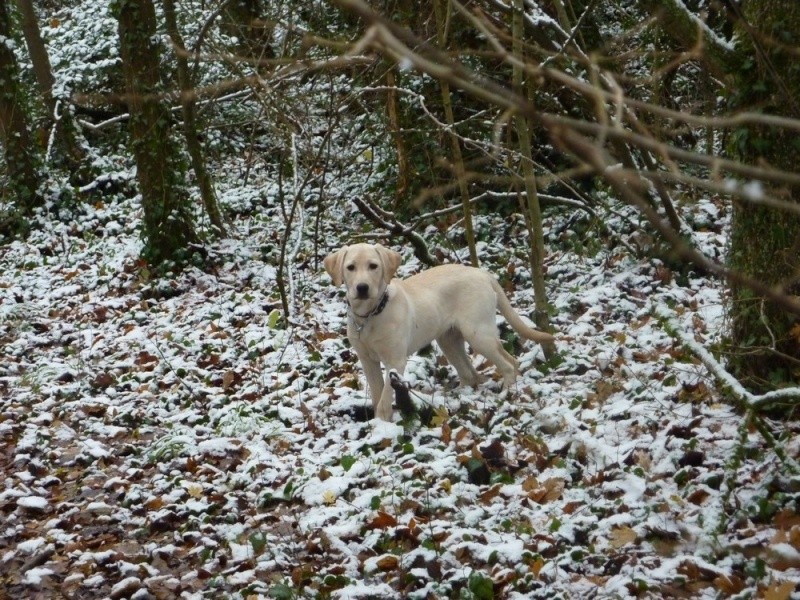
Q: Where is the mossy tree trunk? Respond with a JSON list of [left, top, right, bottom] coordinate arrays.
[[726, 0, 800, 391], [0, 0, 41, 225], [644, 0, 800, 392], [162, 0, 226, 237], [116, 0, 200, 268]]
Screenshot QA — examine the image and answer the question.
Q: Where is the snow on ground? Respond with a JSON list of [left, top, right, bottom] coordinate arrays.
[[1, 188, 799, 598]]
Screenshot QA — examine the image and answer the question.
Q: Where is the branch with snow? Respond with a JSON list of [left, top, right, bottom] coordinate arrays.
[[655, 305, 800, 409]]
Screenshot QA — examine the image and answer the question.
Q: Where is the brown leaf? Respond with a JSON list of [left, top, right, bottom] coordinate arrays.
[[407, 517, 421, 537], [367, 511, 397, 530], [455, 427, 470, 444], [764, 581, 795, 600], [522, 476, 539, 492], [135, 351, 158, 369], [375, 555, 399, 570], [528, 556, 545, 577], [222, 370, 236, 390], [144, 497, 164, 511], [775, 509, 800, 531], [687, 488, 710, 505], [524, 477, 565, 504], [609, 526, 637, 548], [479, 484, 503, 505], [542, 478, 565, 502], [713, 574, 745, 595]]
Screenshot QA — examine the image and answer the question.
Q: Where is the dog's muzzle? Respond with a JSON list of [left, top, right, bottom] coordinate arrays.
[[355, 283, 370, 299]]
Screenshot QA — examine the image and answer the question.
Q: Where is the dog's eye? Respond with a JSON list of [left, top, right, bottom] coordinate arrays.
[[368, 263, 379, 270], [346, 265, 356, 271]]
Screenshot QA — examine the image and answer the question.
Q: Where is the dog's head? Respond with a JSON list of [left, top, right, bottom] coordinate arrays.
[[323, 243, 401, 304]]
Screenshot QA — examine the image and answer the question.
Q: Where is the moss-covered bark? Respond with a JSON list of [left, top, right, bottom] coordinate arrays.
[[644, 0, 800, 391], [116, 0, 199, 268], [726, 0, 800, 390], [0, 0, 41, 221]]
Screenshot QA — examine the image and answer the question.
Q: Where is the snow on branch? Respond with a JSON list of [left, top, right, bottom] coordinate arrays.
[[655, 305, 800, 409]]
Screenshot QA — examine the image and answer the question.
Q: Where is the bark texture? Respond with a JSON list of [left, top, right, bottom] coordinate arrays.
[[117, 0, 199, 267], [726, 0, 800, 390], [0, 0, 40, 217]]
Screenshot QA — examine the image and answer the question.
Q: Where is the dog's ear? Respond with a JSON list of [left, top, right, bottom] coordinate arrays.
[[376, 245, 402, 284], [323, 248, 346, 286]]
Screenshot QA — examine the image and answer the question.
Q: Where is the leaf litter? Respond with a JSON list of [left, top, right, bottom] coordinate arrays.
[[1, 3, 799, 598], [3, 187, 799, 600]]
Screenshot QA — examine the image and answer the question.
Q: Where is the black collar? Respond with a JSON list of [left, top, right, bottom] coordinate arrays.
[[350, 289, 389, 320]]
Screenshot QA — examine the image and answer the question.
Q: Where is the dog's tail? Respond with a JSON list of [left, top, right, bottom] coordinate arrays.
[[491, 278, 555, 344]]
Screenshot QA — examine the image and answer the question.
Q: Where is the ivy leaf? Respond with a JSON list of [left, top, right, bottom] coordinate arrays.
[[267, 309, 282, 329], [467, 571, 494, 600], [340, 455, 356, 472], [269, 583, 295, 600]]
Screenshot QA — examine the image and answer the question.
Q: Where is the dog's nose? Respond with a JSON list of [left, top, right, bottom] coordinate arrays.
[[356, 283, 369, 298]]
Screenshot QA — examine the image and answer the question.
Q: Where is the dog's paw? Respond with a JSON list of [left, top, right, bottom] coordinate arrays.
[[461, 372, 488, 387]]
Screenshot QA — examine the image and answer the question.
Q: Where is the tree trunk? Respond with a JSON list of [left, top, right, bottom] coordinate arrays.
[[162, 0, 226, 237], [116, 0, 200, 267], [15, 0, 88, 177], [726, 0, 800, 390], [434, 0, 478, 267], [0, 0, 40, 223], [512, 0, 553, 350], [385, 66, 410, 207]]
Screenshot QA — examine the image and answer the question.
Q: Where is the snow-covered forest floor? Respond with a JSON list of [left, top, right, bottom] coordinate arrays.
[[3, 1, 800, 598], [3, 181, 799, 599]]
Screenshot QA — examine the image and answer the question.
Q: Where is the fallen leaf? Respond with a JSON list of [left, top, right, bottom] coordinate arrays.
[[479, 484, 502, 504], [375, 555, 399, 570], [764, 581, 795, 600], [609, 526, 637, 548], [713, 574, 745, 595], [529, 556, 545, 577], [223, 370, 236, 389], [367, 511, 397, 530], [183, 482, 203, 498], [524, 477, 565, 503]]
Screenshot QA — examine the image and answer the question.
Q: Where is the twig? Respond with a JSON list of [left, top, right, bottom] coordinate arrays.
[[351, 196, 437, 266], [287, 133, 304, 321]]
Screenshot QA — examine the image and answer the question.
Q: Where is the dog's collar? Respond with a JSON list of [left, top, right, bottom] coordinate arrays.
[[349, 289, 389, 320]]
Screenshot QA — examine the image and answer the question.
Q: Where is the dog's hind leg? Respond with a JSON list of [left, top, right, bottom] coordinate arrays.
[[437, 328, 487, 387], [462, 327, 518, 388]]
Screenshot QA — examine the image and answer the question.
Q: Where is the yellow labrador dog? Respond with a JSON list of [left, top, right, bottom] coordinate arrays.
[[324, 243, 554, 421]]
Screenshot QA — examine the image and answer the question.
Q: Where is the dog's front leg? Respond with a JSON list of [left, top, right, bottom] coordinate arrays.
[[358, 353, 385, 415]]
